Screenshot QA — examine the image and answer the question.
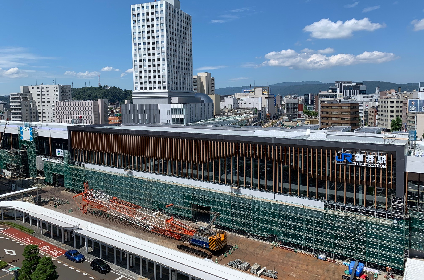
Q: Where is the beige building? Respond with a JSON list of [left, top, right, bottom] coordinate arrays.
[[193, 72, 219, 115], [10, 92, 38, 122], [55, 99, 108, 124]]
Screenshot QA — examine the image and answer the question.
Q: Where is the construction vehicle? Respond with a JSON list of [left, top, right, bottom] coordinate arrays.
[[73, 183, 227, 253], [165, 204, 227, 252]]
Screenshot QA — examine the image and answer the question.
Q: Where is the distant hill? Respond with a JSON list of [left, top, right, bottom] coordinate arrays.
[[215, 81, 420, 97], [71, 86, 132, 104]]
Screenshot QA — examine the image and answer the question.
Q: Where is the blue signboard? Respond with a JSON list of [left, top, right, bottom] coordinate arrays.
[[409, 130, 417, 141], [408, 99, 424, 113], [19, 127, 33, 141]]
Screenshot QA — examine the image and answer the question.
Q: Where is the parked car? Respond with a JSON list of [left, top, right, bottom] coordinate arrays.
[[90, 258, 111, 274], [64, 250, 85, 263]]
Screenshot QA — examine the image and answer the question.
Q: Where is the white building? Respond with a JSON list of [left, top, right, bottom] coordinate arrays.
[[131, 0, 193, 102], [233, 87, 276, 117], [10, 84, 72, 123], [220, 96, 239, 111], [351, 94, 379, 126], [122, 96, 213, 125], [55, 99, 108, 125]]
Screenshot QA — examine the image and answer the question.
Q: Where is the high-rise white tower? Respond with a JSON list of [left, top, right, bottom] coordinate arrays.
[[131, 0, 193, 103]]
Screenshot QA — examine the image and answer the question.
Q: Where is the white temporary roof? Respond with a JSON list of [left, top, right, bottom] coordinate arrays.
[[0, 201, 260, 280], [404, 258, 424, 280]]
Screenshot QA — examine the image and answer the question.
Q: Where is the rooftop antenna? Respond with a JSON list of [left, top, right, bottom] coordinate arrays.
[[98, 75, 101, 87], [36, 80, 38, 86]]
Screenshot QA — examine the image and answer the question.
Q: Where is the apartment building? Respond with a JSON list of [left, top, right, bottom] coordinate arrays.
[[10, 92, 37, 122], [193, 72, 219, 115], [55, 99, 108, 125], [131, 0, 193, 101], [320, 101, 360, 130]]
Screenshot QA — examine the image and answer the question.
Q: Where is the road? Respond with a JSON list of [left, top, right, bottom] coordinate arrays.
[[0, 225, 132, 280]]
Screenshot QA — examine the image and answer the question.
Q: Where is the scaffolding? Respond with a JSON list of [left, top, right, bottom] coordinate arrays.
[[44, 161, 409, 271]]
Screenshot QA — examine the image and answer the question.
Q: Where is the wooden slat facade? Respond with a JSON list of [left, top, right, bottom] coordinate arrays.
[[70, 130, 397, 209]]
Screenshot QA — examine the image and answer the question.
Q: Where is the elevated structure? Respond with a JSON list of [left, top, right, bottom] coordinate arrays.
[[0, 201, 259, 280]]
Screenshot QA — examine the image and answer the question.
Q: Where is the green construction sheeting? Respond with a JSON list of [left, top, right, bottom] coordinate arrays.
[[44, 161, 408, 270]]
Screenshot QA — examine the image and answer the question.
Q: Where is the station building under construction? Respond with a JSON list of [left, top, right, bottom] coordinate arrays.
[[1, 121, 424, 274]]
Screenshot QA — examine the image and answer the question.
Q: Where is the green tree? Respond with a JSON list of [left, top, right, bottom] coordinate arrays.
[[30, 257, 58, 280], [391, 116, 402, 132], [18, 245, 40, 280]]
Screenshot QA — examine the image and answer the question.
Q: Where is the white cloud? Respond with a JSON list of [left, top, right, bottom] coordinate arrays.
[[229, 77, 249, 81], [412, 19, 424, 31], [345, 2, 359, 8], [0, 67, 28, 78], [101, 66, 120, 72], [120, 68, 133, 78], [101, 66, 113, 72], [0, 47, 53, 69], [196, 66, 226, 71], [301, 48, 335, 54], [304, 18, 385, 39], [363, 6, 380, 13], [241, 62, 259, 68], [64, 70, 100, 79], [262, 49, 397, 69], [211, 7, 254, 23]]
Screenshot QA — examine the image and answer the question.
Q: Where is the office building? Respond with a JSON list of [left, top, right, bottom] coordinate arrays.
[[320, 101, 360, 130], [330, 81, 366, 98], [55, 99, 108, 125]]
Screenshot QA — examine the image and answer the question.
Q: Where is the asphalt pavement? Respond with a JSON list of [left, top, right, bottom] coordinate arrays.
[[0, 225, 132, 280]]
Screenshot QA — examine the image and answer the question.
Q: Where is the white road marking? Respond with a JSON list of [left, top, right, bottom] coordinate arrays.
[[4, 249, 16, 256], [57, 261, 61, 264], [69, 267, 74, 270], [90, 277, 94, 279], [63, 264, 68, 267], [76, 270, 80, 273], [0, 237, 4, 239], [83, 273, 87, 275]]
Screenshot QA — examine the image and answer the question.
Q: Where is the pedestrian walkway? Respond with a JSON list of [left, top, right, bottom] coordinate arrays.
[[0, 227, 66, 258]]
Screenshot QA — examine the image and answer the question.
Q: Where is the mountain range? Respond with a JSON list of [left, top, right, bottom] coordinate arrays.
[[215, 81, 421, 97]]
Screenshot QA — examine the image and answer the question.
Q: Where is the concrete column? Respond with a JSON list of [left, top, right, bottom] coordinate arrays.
[[29, 216, 32, 226], [14, 209, 16, 220], [73, 232, 76, 248], [50, 224, 53, 239], [160, 265, 162, 278], [36, 219, 39, 229], [80, 235, 82, 247], [154, 262, 157, 280], [127, 253, 129, 270], [146, 259, 148, 273], [85, 237, 88, 253], [22, 212, 25, 222], [130, 254, 133, 267], [140, 257, 143, 276], [114, 248, 117, 265], [61, 228, 64, 243], [56, 226, 59, 237], [120, 250, 123, 262], [40, 221, 43, 234], [99, 242, 102, 259], [1, 208, 3, 221], [189, 276, 192, 280], [169, 268, 171, 280], [105, 245, 108, 256]]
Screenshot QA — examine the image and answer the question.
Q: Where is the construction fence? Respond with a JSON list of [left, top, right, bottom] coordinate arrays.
[[44, 161, 409, 271]]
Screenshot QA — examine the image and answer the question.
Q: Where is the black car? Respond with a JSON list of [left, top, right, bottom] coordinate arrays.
[[90, 259, 111, 274]]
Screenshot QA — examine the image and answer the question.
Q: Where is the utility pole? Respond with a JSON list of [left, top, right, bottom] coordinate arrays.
[[98, 75, 101, 87]]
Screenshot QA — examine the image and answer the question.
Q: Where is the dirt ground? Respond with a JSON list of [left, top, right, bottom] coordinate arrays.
[[38, 186, 349, 280]]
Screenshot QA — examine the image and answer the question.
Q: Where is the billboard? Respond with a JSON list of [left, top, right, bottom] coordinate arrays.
[[408, 99, 424, 113]]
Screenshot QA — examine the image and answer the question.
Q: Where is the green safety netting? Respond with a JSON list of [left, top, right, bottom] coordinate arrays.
[[43, 160, 409, 270]]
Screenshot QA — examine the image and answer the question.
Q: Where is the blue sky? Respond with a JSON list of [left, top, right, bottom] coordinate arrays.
[[0, 0, 424, 95]]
